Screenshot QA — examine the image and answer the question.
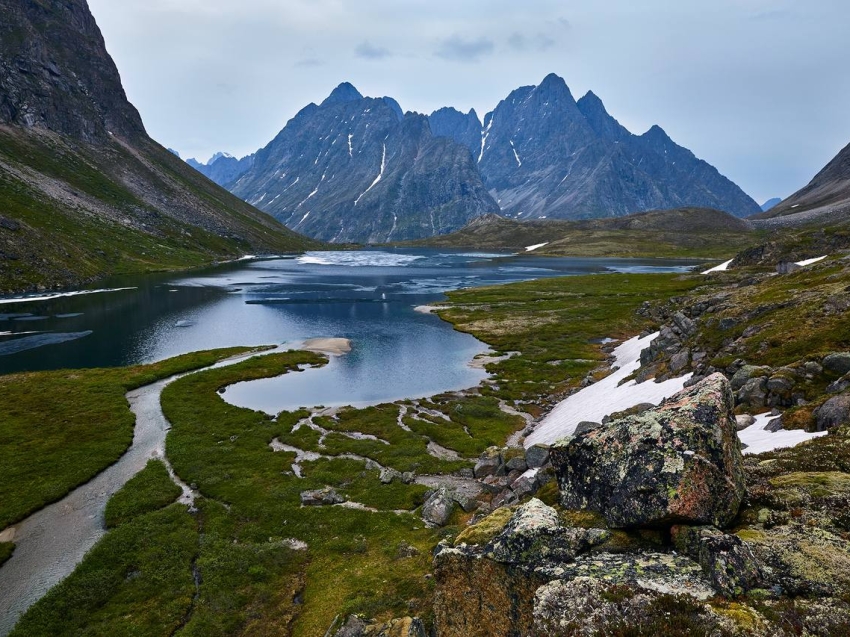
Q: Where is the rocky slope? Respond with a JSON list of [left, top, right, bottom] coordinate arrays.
[[227, 83, 499, 243], [756, 141, 850, 222], [442, 74, 761, 221], [408, 207, 761, 259], [0, 0, 316, 294]]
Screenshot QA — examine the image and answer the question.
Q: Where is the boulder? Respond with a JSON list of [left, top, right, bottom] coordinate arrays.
[[551, 373, 745, 529], [473, 448, 502, 479], [814, 394, 850, 431], [333, 615, 427, 637], [765, 416, 784, 433], [300, 487, 344, 506], [731, 365, 771, 391], [737, 376, 768, 408], [735, 414, 756, 431], [421, 487, 455, 526], [669, 349, 690, 373], [505, 456, 528, 473], [823, 352, 850, 376], [379, 467, 403, 484], [671, 525, 764, 597], [524, 445, 550, 469]]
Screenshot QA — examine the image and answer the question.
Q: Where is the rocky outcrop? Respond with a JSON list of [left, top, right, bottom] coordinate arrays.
[[331, 615, 427, 637], [551, 374, 745, 529], [300, 486, 344, 506], [421, 487, 455, 527], [814, 394, 850, 431]]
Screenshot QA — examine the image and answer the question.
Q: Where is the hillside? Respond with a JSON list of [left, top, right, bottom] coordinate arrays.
[[756, 140, 850, 222], [0, 0, 316, 294], [409, 208, 763, 259]]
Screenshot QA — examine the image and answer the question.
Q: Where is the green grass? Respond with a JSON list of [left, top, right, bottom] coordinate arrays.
[[437, 272, 709, 408], [0, 541, 14, 567], [105, 460, 183, 528], [0, 347, 256, 530], [10, 505, 198, 637]]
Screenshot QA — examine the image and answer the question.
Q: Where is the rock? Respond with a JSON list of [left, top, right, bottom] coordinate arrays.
[[777, 261, 802, 274], [300, 486, 344, 506], [737, 376, 769, 408], [672, 311, 697, 337], [333, 615, 427, 637], [669, 349, 690, 373], [574, 420, 603, 434], [334, 614, 369, 636], [736, 414, 756, 431], [671, 525, 764, 597], [827, 375, 850, 394], [766, 374, 795, 396], [505, 456, 528, 473], [823, 352, 850, 375], [401, 472, 416, 484], [380, 467, 403, 484], [814, 394, 850, 431], [804, 361, 824, 377], [731, 365, 771, 391], [473, 448, 502, 479], [451, 491, 479, 513], [765, 416, 784, 432], [421, 487, 455, 526], [524, 445, 550, 469], [551, 373, 745, 529], [510, 475, 536, 500]]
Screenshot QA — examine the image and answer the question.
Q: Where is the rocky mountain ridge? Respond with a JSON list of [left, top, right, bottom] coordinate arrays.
[[205, 76, 760, 243], [0, 0, 315, 293]]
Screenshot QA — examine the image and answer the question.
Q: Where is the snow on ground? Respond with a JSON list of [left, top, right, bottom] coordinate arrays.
[[524, 333, 692, 448], [702, 259, 733, 274], [795, 255, 828, 267], [525, 243, 549, 252], [738, 413, 827, 455]]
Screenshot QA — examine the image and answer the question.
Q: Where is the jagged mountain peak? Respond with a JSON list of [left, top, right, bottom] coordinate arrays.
[[321, 82, 364, 107], [381, 96, 404, 121]]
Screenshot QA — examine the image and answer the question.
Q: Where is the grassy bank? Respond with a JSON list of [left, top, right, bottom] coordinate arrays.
[[0, 347, 256, 530]]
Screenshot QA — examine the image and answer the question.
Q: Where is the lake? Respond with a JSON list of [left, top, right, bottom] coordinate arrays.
[[0, 249, 700, 412]]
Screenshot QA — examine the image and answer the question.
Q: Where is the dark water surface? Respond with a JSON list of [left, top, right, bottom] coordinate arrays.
[[0, 249, 700, 410]]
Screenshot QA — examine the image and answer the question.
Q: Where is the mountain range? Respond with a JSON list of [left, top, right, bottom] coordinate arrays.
[[195, 76, 762, 242], [0, 0, 314, 293]]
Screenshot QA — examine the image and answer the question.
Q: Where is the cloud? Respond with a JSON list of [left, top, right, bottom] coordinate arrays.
[[435, 35, 494, 63], [295, 57, 325, 67], [355, 41, 392, 60], [507, 32, 557, 53]]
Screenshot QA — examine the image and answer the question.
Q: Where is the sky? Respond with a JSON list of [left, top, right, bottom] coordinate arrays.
[[87, 0, 850, 204]]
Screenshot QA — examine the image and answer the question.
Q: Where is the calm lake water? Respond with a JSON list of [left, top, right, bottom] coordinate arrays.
[[0, 249, 700, 411]]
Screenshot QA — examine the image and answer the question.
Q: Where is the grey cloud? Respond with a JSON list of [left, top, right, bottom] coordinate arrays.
[[355, 41, 391, 60], [435, 35, 494, 63], [507, 32, 557, 52]]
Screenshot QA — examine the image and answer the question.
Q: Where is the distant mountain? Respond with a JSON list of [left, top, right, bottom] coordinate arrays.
[[441, 74, 761, 220], [0, 0, 315, 293], [187, 152, 255, 188], [761, 198, 782, 212], [407, 208, 758, 259], [757, 141, 850, 219], [228, 83, 499, 243]]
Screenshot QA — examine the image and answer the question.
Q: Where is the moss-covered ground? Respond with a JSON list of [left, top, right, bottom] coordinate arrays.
[[104, 460, 183, 529], [0, 347, 256, 530]]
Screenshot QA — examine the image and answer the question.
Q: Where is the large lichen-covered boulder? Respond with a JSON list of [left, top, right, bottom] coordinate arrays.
[[551, 373, 745, 529]]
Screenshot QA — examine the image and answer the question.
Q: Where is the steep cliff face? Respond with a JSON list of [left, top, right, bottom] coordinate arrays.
[[471, 74, 761, 220], [229, 85, 499, 243], [0, 0, 145, 142], [0, 0, 315, 293]]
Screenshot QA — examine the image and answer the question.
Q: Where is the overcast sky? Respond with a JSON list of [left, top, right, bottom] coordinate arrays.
[[88, 0, 850, 203]]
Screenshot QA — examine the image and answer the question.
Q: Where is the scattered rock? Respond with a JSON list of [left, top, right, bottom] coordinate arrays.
[[524, 444, 550, 469], [765, 416, 784, 432], [505, 456, 528, 473], [300, 486, 344, 506], [731, 365, 771, 391], [421, 487, 455, 527], [551, 373, 746, 529], [671, 525, 764, 597], [380, 467, 403, 484], [823, 352, 850, 376], [669, 349, 690, 372], [473, 448, 502, 479], [738, 376, 769, 408], [736, 414, 756, 431], [814, 394, 850, 431]]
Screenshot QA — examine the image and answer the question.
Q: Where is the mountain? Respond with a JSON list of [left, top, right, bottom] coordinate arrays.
[[456, 74, 761, 220], [761, 198, 782, 212], [407, 208, 759, 259], [186, 152, 256, 188], [757, 141, 850, 220], [0, 0, 315, 293], [228, 84, 499, 243]]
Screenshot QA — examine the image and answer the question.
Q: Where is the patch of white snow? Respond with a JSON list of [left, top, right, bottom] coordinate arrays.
[[738, 413, 827, 455], [795, 255, 827, 267], [525, 243, 548, 252], [702, 259, 733, 274]]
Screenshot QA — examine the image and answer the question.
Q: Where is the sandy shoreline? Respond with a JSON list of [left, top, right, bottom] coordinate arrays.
[[301, 337, 352, 356], [413, 305, 450, 315]]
